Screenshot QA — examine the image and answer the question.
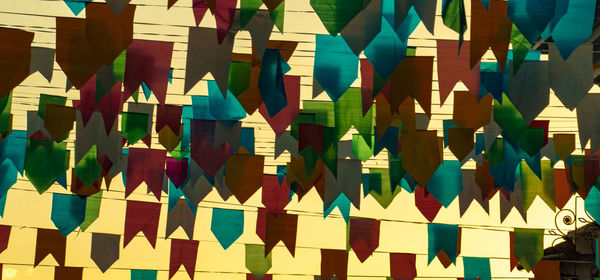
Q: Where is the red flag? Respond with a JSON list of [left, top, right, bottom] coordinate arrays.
[[124, 200, 161, 248], [0, 225, 11, 254], [169, 239, 199, 280], [414, 187, 442, 222], [390, 253, 416, 280], [265, 212, 297, 256], [348, 218, 380, 263], [125, 148, 166, 201], [259, 75, 301, 137], [261, 175, 290, 214], [321, 249, 348, 280], [124, 40, 173, 105]]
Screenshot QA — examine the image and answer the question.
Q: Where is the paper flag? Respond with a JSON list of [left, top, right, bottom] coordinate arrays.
[[401, 130, 442, 186], [56, 17, 102, 89], [389, 56, 434, 117], [125, 148, 166, 200], [169, 239, 199, 280], [131, 270, 157, 280], [512, 228, 543, 271], [348, 218, 380, 262], [426, 161, 463, 207], [0, 225, 9, 254], [321, 249, 348, 280], [470, 0, 512, 71], [414, 187, 442, 222], [122, 112, 150, 145], [35, 228, 66, 266], [453, 91, 491, 130], [339, 0, 381, 56], [389, 253, 416, 280], [310, 0, 365, 35], [531, 260, 560, 280], [91, 233, 120, 272], [365, 168, 400, 209], [550, 0, 595, 60], [0, 130, 26, 175], [0, 28, 33, 98], [499, 182, 526, 222], [225, 150, 264, 204], [507, 0, 555, 45], [314, 34, 358, 102], [577, 94, 600, 154], [325, 160, 361, 210], [436, 41, 480, 104], [259, 75, 301, 137], [508, 60, 549, 124], [166, 199, 196, 240], [240, 0, 262, 28], [259, 48, 291, 117], [521, 160, 555, 212], [211, 208, 244, 249], [245, 11, 275, 60], [493, 94, 527, 142], [459, 169, 490, 216], [124, 200, 161, 248], [246, 244, 272, 279], [265, 212, 297, 256], [441, 0, 467, 46], [554, 168, 572, 210], [51, 193, 86, 236], [549, 43, 593, 110], [86, 3, 135, 65], [55, 266, 83, 280], [363, 20, 405, 80], [585, 187, 600, 223], [77, 77, 124, 135], [553, 134, 575, 161], [80, 191, 102, 231], [106, 0, 132, 14], [510, 25, 534, 74], [247, 274, 272, 280], [124, 40, 173, 105], [463, 257, 491, 280], [29, 47, 55, 83], [185, 27, 235, 96], [262, 174, 291, 214], [166, 157, 189, 189], [428, 223, 459, 265], [156, 105, 182, 136], [25, 138, 70, 194]]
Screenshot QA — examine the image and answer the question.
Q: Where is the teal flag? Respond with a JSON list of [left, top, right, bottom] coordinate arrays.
[[428, 223, 459, 264], [427, 161, 463, 207], [131, 269, 157, 280], [211, 208, 244, 249], [463, 257, 491, 280], [51, 193, 86, 237]]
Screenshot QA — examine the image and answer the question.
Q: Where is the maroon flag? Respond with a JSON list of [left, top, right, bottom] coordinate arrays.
[[261, 175, 290, 214], [0, 225, 11, 254], [259, 75, 301, 137], [124, 40, 173, 105], [436, 40, 480, 104], [390, 253, 416, 280], [125, 148, 166, 200], [348, 218, 380, 263], [35, 228, 66, 267], [124, 201, 161, 248], [265, 212, 297, 256], [414, 187, 442, 222], [169, 239, 199, 280], [321, 249, 348, 280]]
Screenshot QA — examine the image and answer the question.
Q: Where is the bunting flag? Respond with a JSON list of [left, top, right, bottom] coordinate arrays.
[[124, 200, 161, 248], [166, 199, 196, 240], [35, 228, 66, 267], [389, 253, 416, 280], [91, 233, 120, 272], [265, 212, 297, 256], [414, 186, 442, 222], [436, 41, 480, 104], [0, 28, 34, 98], [0, 225, 10, 254], [427, 223, 459, 266], [211, 208, 244, 249], [131, 270, 157, 280], [246, 244, 272, 279], [348, 218, 380, 262], [169, 239, 199, 280], [123, 40, 173, 105], [310, 0, 365, 36], [512, 228, 544, 271], [531, 260, 561, 280], [225, 149, 265, 204], [321, 249, 348, 280], [314, 34, 358, 102], [51, 193, 86, 236], [55, 266, 83, 280], [125, 148, 166, 200], [463, 257, 491, 280]]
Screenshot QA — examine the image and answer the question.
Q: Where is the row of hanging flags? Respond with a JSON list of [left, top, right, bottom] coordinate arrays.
[[0, 0, 599, 278]]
